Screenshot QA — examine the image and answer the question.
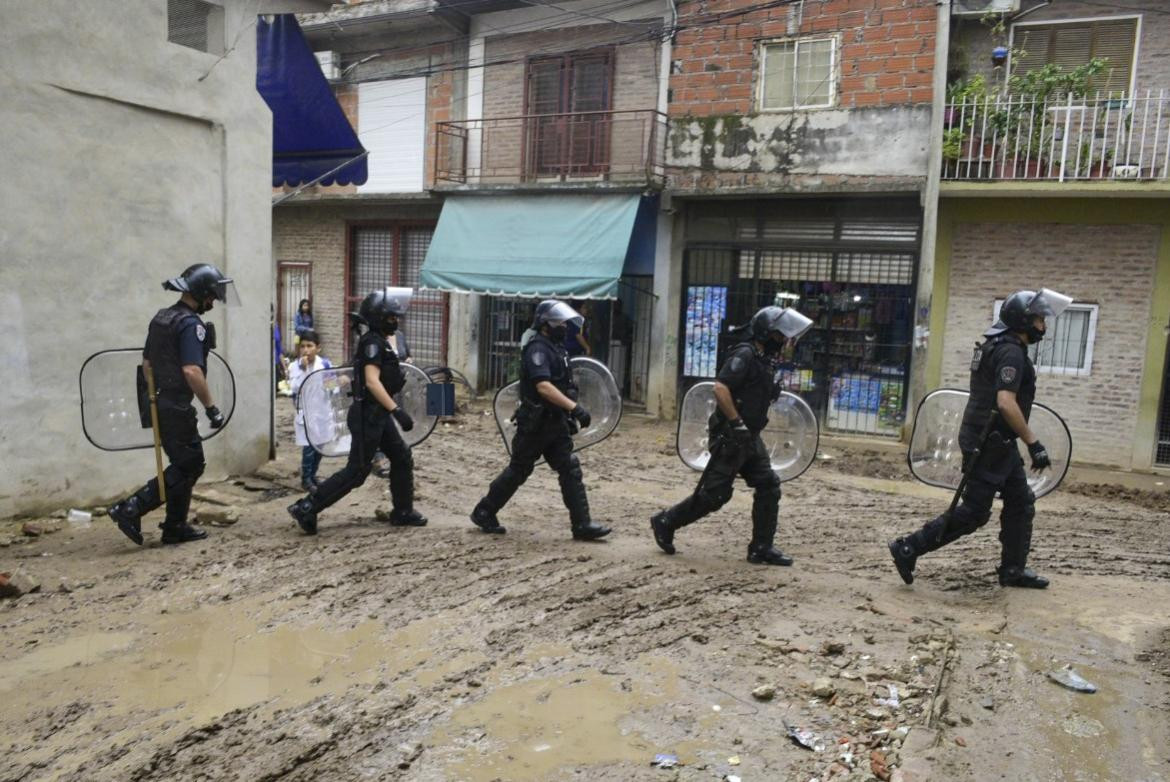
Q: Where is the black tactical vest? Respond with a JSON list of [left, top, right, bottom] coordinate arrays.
[[145, 302, 205, 402], [959, 333, 1036, 449], [520, 334, 575, 409], [354, 331, 406, 406], [716, 342, 778, 433]]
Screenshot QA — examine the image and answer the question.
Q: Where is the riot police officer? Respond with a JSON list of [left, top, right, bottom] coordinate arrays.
[[888, 288, 1072, 589], [108, 264, 236, 546], [287, 287, 426, 535], [650, 305, 813, 565], [470, 300, 611, 540]]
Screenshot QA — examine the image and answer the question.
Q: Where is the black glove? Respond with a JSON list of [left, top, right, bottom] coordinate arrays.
[[205, 405, 225, 429], [1027, 440, 1051, 471], [728, 417, 753, 446], [570, 404, 591, 430], [392, 407, 414, 432]]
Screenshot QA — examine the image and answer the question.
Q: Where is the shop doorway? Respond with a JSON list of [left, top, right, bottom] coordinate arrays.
[[680, 199, 920, 436]]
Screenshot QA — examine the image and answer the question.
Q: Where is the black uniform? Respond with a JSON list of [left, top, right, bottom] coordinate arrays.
[[307, 330, 415, 515], [901, 333, 1037, 568], [476, 333, 593, 530], [121, 302, 210, 531], [659, 342, 783, 550]]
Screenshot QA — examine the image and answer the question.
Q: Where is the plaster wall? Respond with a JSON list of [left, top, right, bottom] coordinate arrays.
[[0, 0, 283, 516], [667, 105, 932, 189]]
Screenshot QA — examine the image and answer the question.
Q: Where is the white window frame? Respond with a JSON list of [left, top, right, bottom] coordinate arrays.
[[992, 299, 1099, 376], [1008, 14, 1142, 101], [757, 35, 838, 112]]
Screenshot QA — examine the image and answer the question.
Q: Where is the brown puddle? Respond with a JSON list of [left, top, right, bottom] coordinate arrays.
[[3, 602, 447, 728], [434, 656, 682, 781]]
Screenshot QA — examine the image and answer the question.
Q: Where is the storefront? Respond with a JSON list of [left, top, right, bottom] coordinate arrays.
[[679, 198, 921, 437]]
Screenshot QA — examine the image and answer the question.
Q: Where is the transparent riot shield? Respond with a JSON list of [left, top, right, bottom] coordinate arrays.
[[493, 357, 622, 456], [299, 363, 438, 456], [907, 388, 1072, 499], [676, 381, 819, 482], [79, 348, 236, 451]]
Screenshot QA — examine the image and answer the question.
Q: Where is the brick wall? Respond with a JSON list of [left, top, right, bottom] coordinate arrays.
[[273, 202, 442, 362], [951, 0, 1170, 98], [669, 0, 937, 117], [940, 222, 1160, 468]]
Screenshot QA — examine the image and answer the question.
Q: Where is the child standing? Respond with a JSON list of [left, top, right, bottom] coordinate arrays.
[[288, 330, 332, 491]]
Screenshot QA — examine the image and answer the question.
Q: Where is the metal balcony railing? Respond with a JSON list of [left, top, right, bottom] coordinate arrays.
[[942, 90, 1170, 182], [435, 109, 667, 187]]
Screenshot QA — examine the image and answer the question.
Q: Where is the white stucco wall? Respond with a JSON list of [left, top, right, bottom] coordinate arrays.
[[0, 0, 311, 516]]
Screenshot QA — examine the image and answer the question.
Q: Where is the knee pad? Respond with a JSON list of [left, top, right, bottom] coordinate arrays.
[[695, 483, 733, 514], [756, 477, 781, 503], [1003, 488, 1036, 526], [506, 459, 536, 483], [557, 454, 583, 481], [949, 504, 992, 536]]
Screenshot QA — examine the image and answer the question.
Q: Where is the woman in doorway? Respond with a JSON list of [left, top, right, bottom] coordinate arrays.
[[294, 299, 314, 342], [564, 300, 592, 357]]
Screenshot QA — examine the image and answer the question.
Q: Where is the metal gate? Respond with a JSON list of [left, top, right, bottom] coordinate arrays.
[[681, 200, 920, 437], [277, 261, 310, 357], [1157, 333, 1170, 466], [478, 278, 656, 403], [348, 224, 447, 367]]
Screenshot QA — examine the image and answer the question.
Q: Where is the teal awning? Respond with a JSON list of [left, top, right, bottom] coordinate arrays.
[[421, 194, 645, 299]]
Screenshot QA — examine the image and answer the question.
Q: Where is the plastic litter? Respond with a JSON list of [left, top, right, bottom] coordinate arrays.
[[728, 755, 741, 765], [651, 753, 678, 769], [783, 720, 826, 752], [1047, 665, 1098, 693], [67, 509, 92, 526], [875, 684, 900, 709]]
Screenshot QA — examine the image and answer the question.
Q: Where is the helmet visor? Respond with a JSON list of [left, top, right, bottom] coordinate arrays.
[[1028, 288, 1072, 319], [777, 309, 814, 339], [542, 301, 584, 328], [382, 286, 414, 315], [216, 278, 241, 307]]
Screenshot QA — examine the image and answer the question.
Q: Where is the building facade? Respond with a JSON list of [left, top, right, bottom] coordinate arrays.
[[0, 0, 331, 517], [930, 0, 1170, 470]]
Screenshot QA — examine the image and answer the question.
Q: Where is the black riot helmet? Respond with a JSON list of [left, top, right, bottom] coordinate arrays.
[[749, 305, 814, 350], [533, 299, 584, 330], [163, 264, 239, 307], [357, 286, 413, 335], [986, 288, 1073, 343]]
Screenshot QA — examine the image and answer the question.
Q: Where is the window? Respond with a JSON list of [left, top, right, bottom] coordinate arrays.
[[357, 78, 427, 193], [992, 300, 1099, 376], [760, 37, 836, 111], [167, 0, 224, 55], [525, 51, 614, 176], [1011, 17, 1139, 96]]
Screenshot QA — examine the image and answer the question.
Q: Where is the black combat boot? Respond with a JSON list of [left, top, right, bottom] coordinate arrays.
[[746, 543, 793, 566], [888, 537, 918, 585], [109, 496, 145, 546], [559, 462, 611, 541], [650, 511, 676, 555], [997, 565, 1049, 589], [470, 501, 506, 534], [287, 498, 318, 535], [160, 521, 208, 545], [387, 508, 428, 527]]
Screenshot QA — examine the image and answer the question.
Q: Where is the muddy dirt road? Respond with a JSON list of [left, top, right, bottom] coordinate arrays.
[[2, 400, 1168, 781]]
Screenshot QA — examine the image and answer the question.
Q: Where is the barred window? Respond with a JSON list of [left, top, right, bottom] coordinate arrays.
[[760, 37, 836, 111], [167, 0, 224, 55], [993, 300, 1099, 376]]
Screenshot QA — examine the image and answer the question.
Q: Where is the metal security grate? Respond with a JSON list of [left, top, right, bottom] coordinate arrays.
[[348, 226, 446, 366], [1157, 339, 1170, 466], [167, 0, 217, 52]]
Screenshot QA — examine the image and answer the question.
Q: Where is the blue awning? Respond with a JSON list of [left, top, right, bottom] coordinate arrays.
[[420, 194, 656, 299], [256, 15, 368, 187]]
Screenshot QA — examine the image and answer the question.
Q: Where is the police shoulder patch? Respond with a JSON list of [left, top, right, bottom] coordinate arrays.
[[195, 324, 206, 342], [999, 365, 1017, 384], [531, 349, 547, 367], [365, 341, 380, 359], [727, 355, 746, 374]]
